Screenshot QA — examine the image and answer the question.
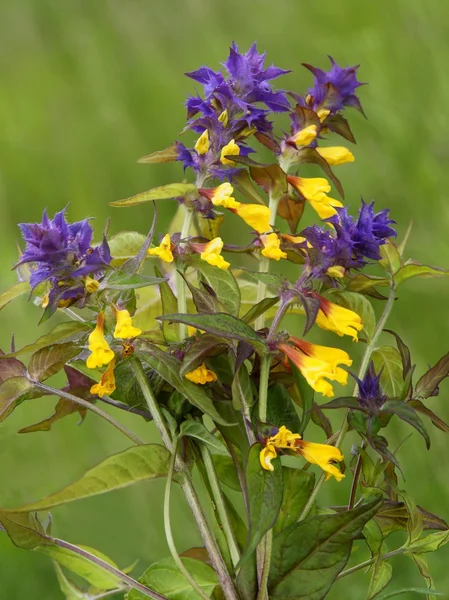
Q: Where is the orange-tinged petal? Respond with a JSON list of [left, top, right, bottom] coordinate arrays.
[[315, 296, 363, 341]]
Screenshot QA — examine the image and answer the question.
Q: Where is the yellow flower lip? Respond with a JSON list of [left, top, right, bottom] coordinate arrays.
[[194, 129, 210, 155], [201, 183, 241, 209], [113, 309, 142, 340], [288, 124, 318, 148], [287, 175, 343, 219], [220, 139, 240, 166], [147, 233, 174, 263], [315, 294, 363, 341], [233, 203, 271, 234], [86, 312, 114, 370], [90, 359, 116, 398], [316, 146, 355, 166], [200, 237, 230, 270], [260, 233, 287, 261], [185, 363, 217, 385]]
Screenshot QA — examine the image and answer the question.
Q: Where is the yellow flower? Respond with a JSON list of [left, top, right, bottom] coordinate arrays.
[[260, 443, 278, 471], [90, 360, 116, 398], [259, 424, 344, 480], [287, 175, 343, 219], [147, 233, 174, 263], [114, 309, 142, 339], [194, 129, 210, 155], [317, 108, 330, 122], [326, 265, 346, 279], [280, 337, 352, 397], [261, 233, 287, 261], [316, 146, 355, 166], [200, 237, 230, 270], [86, 313, 114, 369], [220, 139, 240, 165], [218, 110, 229, 126], [296, 440, 344, 481], [315, 296, 363, 341], [185, 363, 217, 385], [210, 183, 241, 209], [233, 204, 271, 233], [85, 276, 100, 293], [290, 125, 317, 147]]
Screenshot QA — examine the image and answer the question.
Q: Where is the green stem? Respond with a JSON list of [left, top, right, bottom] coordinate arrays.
[[297, 282, 397, 522], [131, 359, 239, 600], [164, 439, 211, 600], [336, 547, 404, 580], [258, 353, 271, 423], [348, 441, 366, 510], [33, 381, 145, 446], [176, 206, 194, 341], [200, 444, 241, 568], [256, 530, 273, 600], [254, 192, 281, 331]]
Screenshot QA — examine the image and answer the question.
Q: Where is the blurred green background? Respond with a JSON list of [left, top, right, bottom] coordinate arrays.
[[1, 0, 449, 598]]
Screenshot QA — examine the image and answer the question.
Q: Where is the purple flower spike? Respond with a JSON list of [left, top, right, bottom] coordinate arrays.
[[353, 362, 386, 411]]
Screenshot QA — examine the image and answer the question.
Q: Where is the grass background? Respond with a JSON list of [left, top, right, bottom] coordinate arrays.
[[1, 1, 449, 597]]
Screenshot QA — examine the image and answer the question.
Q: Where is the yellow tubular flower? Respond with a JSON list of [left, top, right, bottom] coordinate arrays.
[[210, 183, 241, 209], [280, 338, 352, 398], [308, 195, 343, 220], [147, 233, 174, 263], [86, 313, 114, 369], [287, 175, 343, 220], [317, 108, 330, 122], [261, 233, 287, 261], [85, 276, 100, 293], [185, 363, 217, 385], [194, 130, 210, 155], [296, 440, 344, 481], [290, 125, 317, 147], [270, 425, 301, 449], [114, 309, 142, 339], [90, 360, 116, 398], [220, 139, 240, 165], [233, 204, 271, 233], [315, 295, 363, 341], [316, 146, 355, 166], [260, 443, 278, 471], [200, 237, 230, 270]]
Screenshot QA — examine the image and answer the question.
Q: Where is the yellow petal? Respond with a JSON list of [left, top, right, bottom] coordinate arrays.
[[235, 204, 270, 233], [307, 195, 343, 220], [260, 444, 278, 471], [85, 276, 100, 293], [261, 233, 287, 261], [211, 183, 241, 209], [297, 440, 344, 481], [315, 299, 363, 341], [220, 139, 240, 166], [218, 110, 229, 126], [194, 130, 210, 155], [317, 109, 330, 122], [290, 125, 317, 147], [147, 233, 174, 263], [269, 425, 301, 449], [90, 360, 116, 398], [316, 146, 355, 166], [114, 309, 142, 340], [185, 363, 217, 385], [86, 315, 114, 369]]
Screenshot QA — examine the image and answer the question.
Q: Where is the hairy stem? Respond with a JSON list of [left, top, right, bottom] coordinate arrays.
[[200, 444, 241, 567], [97, 395, 154, 420], [176, 206, 194, 340], [258, 353, 271, 423], [267, 299, 290, 340], [131, 358, 239, 600], [254, 192, 281, 331], [297, 282, 397, 521], [336, 547, 404, 580], [33, 381, 145, 446], [53, 537, 168, 600]]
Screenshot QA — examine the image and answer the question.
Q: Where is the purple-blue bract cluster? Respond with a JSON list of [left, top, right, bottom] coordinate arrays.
[[353, 362, 387, 411], [302, 201, 396, 277], [18, 208, 111, 304]]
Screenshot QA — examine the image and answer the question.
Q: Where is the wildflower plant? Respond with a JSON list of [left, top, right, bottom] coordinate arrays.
[[1, 43, 449, 600]]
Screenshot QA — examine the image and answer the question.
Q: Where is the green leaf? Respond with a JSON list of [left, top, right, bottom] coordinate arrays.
[[372, 347, 404, 397], [108, 231, 148, 267], [266, 383, 301, 433], [268, 496, 383, 600], [325, 113, 356, 143], [180, 421, 229, 456], [101, 271, 165, 291], [0, 510, 50, 549], [290, 362, 314, 435], [374, 501, 448, 538], [213, 455, 241, 491], [232, 169, 266, 204], [154, 267, 179, 343], [193, 258, 241, 316], [346, 273, 390, 299], [409, 400, 449, 434], [241, 269, 288, 292], [0, 376, 33, 422], [406, 530, 449, 554], [2, 321, 90, 358], [0, 281, 29, 310], [415, 351, 449, 399], [158, 313, 266, 353], [127, 557, 218, 600], [184, 277, 228, 314], [241, 296, 279, 325], [410, 553, 436, 599], [240, 443, 284, 565], [111, 183, 197, 207], [380, 241, 402, 275], [232, 362, 254, 410], [7, 444, 171, 512], [274, 468, 315, 535], [378, 588, 445, 599], [395, 261, 449, 287], [320, 396, 362, 411], [249, 164, 287, 198], [138, 346, 228, 424], [328, 290, 376, 340], [180, 334, 229, 376], [19, 397, 86, 434], [54, 562, 91, 600], [381, 400, 430, 449], [28, 342, 81, 381], [138, 143, 179, 164], [368, 559, 393, 599]]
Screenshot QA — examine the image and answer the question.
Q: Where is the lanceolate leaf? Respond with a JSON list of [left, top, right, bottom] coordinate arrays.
[[414, 351, 449, 399], [127, 557, 218, 600], [28, 343, 81, 382], [110, 183, 197, 207], [158, 313, 266, 353], [0, 376, 33, 422], [0, 281, 29, 311], [154, 267, 179, 344], [274, 468, 315, 535], [232, 169, 266, 205], [268, 497, 382, 600], [8, 444, 172, 512], [385, 329, 412, 378], [394, 261, 449, 287], [381, 400, 430, 449], [249, 164, 287, 198], [405, 530, 449, 554], [180, 421, 229, 456], [241, 296, 279, 325], [138, 143, 179, 164], [108, 231, 148, 267], [138, 345, 228, 424], [345, 273, 389, 300], [194, 258, 241, 316], [408, 399, 449, 433], [266, 382, 301, 433], [1, 321, 90, 358], [101, 272, 165, 291], [367, 559, 393, 600], [240, 444, 284, 565], [372, 346, 404, 397], [374, 501, 448, 538]]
